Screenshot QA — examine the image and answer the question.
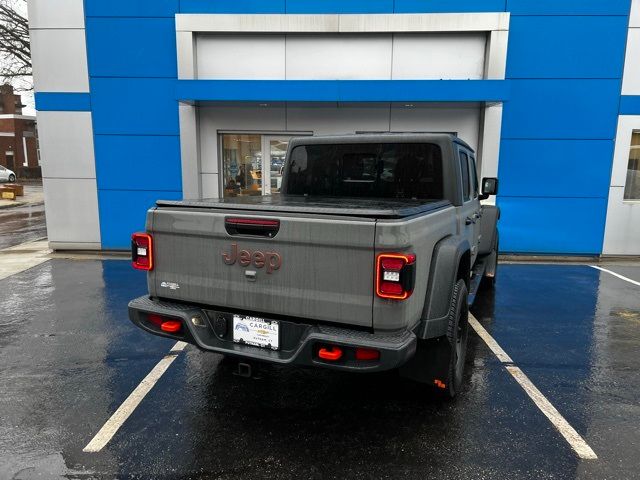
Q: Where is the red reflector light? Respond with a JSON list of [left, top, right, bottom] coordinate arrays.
[[146, 314, 182, 334], [132, 233, 153, 271], [147, 314, 164, 327], [355, 348, 380, 361], [434, 379, 447, 389], [376, 253, 416, 300], [318, 346, 343, 361], [160, 320, 182, 333]]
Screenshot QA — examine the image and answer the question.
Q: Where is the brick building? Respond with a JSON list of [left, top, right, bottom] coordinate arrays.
[[0, 84, 39, 178]]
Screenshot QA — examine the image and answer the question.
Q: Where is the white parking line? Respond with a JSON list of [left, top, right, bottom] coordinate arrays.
[[83, 341, 188, 453], [590, 265, 640, 287], [467, 316, 513, 363], [86, 316, 598, 458], [469, 315, 598, 460], [505, 366, 597, 460]]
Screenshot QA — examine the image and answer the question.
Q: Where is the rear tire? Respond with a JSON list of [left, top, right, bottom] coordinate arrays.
[[8, 174, 15, 183], [441, 279, 469, 398]]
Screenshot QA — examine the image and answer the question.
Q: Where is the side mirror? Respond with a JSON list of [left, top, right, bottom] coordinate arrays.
[[479, 177, 498, 200]]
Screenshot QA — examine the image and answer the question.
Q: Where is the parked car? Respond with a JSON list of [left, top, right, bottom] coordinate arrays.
[[0, 165, 16, 183], [128, 133, 500, 398]]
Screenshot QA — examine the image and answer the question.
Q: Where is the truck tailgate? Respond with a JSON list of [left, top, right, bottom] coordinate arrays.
[[150, 207, 376, 327]]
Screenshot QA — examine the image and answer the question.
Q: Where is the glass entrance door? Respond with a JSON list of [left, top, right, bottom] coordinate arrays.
[[220, 134, 293, 198], [262, 136, 290, 195]]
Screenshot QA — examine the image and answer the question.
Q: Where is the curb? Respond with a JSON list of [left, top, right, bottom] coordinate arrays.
[[499, 254, 599, 263], [0, 201, 26, 210], [500, 255, 640, 265], [0, 200, 44, 211]]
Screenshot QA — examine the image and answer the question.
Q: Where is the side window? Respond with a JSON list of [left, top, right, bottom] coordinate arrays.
[[469, 156, 479, 199], [459, 151, 471, 202], [624, 131, 640, 200]]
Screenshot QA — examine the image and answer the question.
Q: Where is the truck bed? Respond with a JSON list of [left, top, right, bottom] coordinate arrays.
[[156, 196, 451, 219]]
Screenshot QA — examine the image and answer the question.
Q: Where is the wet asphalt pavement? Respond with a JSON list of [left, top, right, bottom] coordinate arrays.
[[1, 258, 639, 479], [0, 203, 47, 250]]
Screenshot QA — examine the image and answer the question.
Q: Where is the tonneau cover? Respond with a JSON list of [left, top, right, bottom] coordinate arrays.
[[156, 196, 451, 219]]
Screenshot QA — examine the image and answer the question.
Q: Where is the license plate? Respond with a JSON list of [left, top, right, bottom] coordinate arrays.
[[232, 315, 279, 350]]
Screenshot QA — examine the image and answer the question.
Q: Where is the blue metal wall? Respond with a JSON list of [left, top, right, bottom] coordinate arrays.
[[40, 0, 633, 251], [500, 10, 629, 254]]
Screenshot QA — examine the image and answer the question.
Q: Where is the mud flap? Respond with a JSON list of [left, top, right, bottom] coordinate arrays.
[[478, 205, 500, 256], [484, 248, 497, 278], [398, 337, 451, 385]]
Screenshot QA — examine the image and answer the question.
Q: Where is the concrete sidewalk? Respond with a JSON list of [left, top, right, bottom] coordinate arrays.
[[0, 240, 50, 281], [0, 184, 44, 210]]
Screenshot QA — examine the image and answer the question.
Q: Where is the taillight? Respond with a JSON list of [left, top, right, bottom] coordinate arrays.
[[318, 345, 343, 361], [355, 348, 380, 361], [376, 253, 416, 300], [132, 233, 153, 271]]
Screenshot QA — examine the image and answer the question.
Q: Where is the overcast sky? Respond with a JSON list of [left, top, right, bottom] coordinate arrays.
[[12, 82, 34, 116], [17, 86, 34, 116]]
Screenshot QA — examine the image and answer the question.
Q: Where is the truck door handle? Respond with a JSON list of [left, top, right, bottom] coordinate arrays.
[[466, 213, 480, 225]]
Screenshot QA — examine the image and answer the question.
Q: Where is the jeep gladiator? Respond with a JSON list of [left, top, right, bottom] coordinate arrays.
[[128, 134, 500, 397]]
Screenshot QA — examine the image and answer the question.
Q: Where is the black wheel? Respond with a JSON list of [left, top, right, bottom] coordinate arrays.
[[8, 174, 15, 183], [442, 279, 470, 398]]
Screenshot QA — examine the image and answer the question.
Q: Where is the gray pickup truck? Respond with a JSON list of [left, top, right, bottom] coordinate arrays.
[[129, 134, 499, 397]]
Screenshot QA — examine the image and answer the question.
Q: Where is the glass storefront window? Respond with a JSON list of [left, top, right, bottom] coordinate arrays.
[[221, 134, 262, 197], [220, 134, 296, 198], [624, 131, 640, 201]]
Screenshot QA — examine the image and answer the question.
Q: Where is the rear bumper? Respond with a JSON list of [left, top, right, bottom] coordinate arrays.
[[128, 296, 417, 372]]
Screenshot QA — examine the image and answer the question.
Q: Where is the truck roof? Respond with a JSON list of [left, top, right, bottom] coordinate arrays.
[[287, 133, 475, 153]]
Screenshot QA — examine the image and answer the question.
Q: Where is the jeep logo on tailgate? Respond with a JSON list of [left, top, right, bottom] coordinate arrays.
[[222, 243, 282, 274]]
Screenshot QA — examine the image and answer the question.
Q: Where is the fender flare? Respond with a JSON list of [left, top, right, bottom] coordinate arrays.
[[417, 235, 470, 340]]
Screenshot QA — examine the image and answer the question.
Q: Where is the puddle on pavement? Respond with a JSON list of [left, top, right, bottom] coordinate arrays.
[[611, 308, 640, 323]]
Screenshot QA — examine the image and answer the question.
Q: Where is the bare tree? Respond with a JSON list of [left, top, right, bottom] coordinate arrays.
[[0, 0, 31, 90]]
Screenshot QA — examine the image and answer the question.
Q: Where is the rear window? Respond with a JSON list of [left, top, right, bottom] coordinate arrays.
[[285, 143, 443, 200]]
